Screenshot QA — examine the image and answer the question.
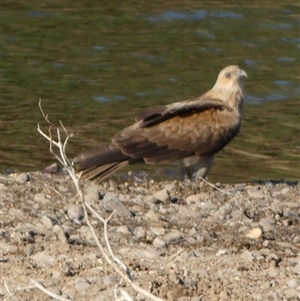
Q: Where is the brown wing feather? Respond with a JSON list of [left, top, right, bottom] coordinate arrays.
[[112, 102, 240, 164], [139, 98, 232, 128], [135, 105, 167, 122]]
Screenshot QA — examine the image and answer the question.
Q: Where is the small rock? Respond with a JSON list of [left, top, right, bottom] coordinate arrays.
[[283, 287, 298, 300], [163, 230, 184, 244], [153, 188, 170, 204], [268, 267, 279, 278], [84, 183, 101, 203], [184, 279, 197, 288], [293, 261, 300, 275], [15, 172, 30, 183], [247, 189, 264, 199], [259, 218, 275, 232], [153, 237, 167, 248], [48, 286, 62, 297], [8, 208, 24, 220], [115, 225, 131, 235], [144, 195, 159, 206], [150, 227, 166, 236], [68, 234, 85, 245], [287, 278, 300, 288], [33, 252, 55, 268], [191, 298, 202, 301], [101, 193, 132, 217], [53, 224, 68, 243], [34, 193, 51, 205], [102, 274, 117, 286], [185, 194, 201, 206], [186, 237, 196, 244], [135, 248, 162, 259], [273, 187, 290, 197], [145, 209, 158, 221], [241, 250, 255, 262], [245, 227, 262, 239], [108, 179, 118, 190], [0, 183, 7, 190], [26, 245, 35, 256], [42, 163, 60, 173], [216, 249, 230, 256], [218, 203, 232, 215], [133, 227, 146, 240], [41, 215, 58, 230], [67, 205, 84, 223], [75, 278, 90, 293]]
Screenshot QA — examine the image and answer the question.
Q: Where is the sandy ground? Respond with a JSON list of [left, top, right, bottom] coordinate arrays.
[[1, 172, 299, 301]]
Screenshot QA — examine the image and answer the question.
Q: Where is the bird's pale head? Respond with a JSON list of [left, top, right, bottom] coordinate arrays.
[[212, 65, 247, 112], [214, 65, 247, 90]]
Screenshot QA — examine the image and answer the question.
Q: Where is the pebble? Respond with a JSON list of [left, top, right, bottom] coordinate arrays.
[[102, 274, 117, 286], [185, 194, 201, 206], [293, 261, 300, 275], [115, 225, 131, 235], [67, 205, 84, 223], [144, 209, 158, 221], [287, 278, 300, 288], [8, 208, 24, 220], [163, 230, 184, 244], [247, 189, 265, 199], [268, 267, 279, 278], [153, 237, 167, 248], [74, 278, 90, 293], [259, 217, 275, 232], [241, 250, 255, 262], [41, 215, 57, 230], [33, 252, 55, 268], [15, 172, 30, 183], [42, 162, 60, 173], [153, 188, 170, 204], [283, 287, 299, 300], [245, 227, 262, 239], [101, 192, 132, 217], [216, 249, 230, 256], [53, 224, 68, 243], [133, 226, 146, 240], [150, 227, 166, 236]]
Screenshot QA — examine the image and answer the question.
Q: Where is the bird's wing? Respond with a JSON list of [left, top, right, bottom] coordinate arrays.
[[135, 105, 167, 122], [113, 97, 240, 164]]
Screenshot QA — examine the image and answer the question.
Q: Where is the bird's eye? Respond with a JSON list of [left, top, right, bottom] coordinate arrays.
[[225, 72, 231, 78]]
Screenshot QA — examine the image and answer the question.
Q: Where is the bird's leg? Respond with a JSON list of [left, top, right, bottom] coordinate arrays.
[[179, 155, 214, 181]]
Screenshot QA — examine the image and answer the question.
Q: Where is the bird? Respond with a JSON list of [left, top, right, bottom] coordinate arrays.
[[73, 65, 247, 181]]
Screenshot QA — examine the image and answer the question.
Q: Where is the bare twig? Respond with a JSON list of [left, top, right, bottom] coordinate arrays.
[[30, 279, 69, 301], [199, 176, 228, 195], [36, 101, 165, 301]]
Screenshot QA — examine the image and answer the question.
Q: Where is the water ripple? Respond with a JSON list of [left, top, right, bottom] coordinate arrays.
[[259, 23, 292, 30], [275, 80, 293, 86], [28, 10, 53, 18], [277, 57, 295, 62], [146, 10, 243, 22]]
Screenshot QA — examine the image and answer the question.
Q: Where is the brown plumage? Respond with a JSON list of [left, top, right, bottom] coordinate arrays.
[[73, 65, 247, 181]]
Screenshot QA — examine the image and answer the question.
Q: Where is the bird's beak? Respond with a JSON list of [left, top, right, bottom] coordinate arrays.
[[239, 69, 248, 78]]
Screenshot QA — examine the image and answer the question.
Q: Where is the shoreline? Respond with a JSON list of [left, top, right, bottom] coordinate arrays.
[[1, 172, 299, 300]]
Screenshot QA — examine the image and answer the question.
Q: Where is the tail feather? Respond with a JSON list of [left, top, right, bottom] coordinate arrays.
[[73, 144, 130, 169], [73, 144, 139, 180], [80, 161, 130, 181]]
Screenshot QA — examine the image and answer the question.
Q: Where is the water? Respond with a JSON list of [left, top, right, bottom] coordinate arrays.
[[1, 1, 299, 182]]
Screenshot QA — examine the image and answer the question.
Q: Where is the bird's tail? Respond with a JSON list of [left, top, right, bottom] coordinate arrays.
[[73, 144, 133, 181]]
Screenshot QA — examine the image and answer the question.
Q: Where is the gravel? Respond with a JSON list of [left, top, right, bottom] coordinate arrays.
[[0, 172, 299, 301]]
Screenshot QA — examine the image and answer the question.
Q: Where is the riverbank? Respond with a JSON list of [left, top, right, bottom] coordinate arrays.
[[1, 172, 299, 300]]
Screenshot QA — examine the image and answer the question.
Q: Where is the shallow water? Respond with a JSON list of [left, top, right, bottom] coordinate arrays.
[[1, 1, 299, 182]]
